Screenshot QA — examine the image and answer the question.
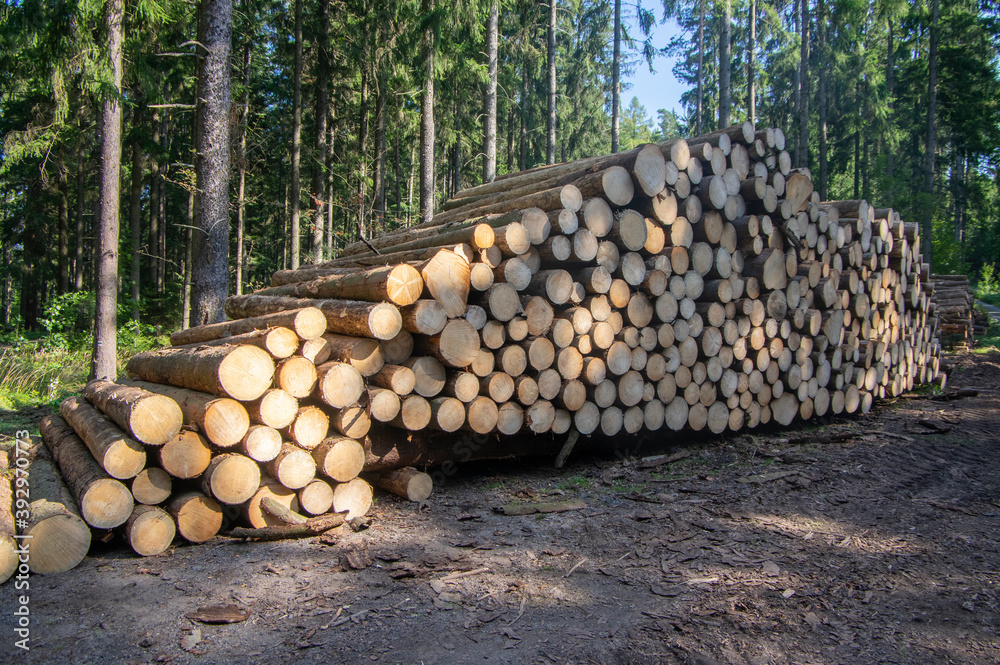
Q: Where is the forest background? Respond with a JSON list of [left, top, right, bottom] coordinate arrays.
[[1, 0, 999, 413]]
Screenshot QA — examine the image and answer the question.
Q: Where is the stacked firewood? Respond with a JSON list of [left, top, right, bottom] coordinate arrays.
[[19, 121, 943, 578], [930, 274, 974, 350]]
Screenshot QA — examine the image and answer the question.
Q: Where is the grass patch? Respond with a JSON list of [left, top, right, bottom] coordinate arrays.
[[0, 322, 169, 423]]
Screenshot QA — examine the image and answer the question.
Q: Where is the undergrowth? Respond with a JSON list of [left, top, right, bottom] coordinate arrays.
[[0, 320, 168, 414]]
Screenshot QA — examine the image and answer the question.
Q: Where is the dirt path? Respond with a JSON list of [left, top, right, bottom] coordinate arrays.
[[2, 353, 1000, 664]]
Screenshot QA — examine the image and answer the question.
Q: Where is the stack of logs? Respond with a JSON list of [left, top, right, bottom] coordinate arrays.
[[930, 274, 974, 350], [14, 121, 944, 580]]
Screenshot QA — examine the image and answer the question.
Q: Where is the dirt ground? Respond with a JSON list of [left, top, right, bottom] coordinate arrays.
[[3, 351, 1000, 665]]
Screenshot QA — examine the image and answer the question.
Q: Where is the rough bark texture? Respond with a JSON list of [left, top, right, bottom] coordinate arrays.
[[483, 0, 498, 183], [191, 0, 233, 325], [612, 0, 621, 152], [547, 0, 557, 164], [82, 379, 184, 446], [420, 0, 435, 224], [40, 415, 134, 529], [91, 0, 124, 381], [925, 0, 938, 268], [290, 0, 303, 268], [23, 448, 92, 574], [719, 0, 732, 128], [59, 396, 147, 480]]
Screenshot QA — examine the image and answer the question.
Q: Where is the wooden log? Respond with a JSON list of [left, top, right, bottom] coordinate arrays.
[[246, 389, 299, 430], [170, 307, 328, 346], [122, 381, 251, 448], [126, 343, 275, 402], [40, 415, 134, 529], [0, 452, 14, 584], [465, 396, 500, 434], [243, 477, 301, 528], [159, 431, 213, 479], [274, 356, 318, 398], [414, 319, 482, 368], [168, 492, 223, 543], [400, 300, 448, 336], [82, 380, 183, 446], [370, 467, 433, 502], [298, 479, 335, 515], [254, 263, 424, 306], [241, 425, 283, 463], [21, 447, 92, 573], [172, 327, 303, 360], [129, 467, 173, 505], [328, 405, 373, 439], [59, 396, 146, 479], [312, 436, 366, 483], [379, 329, 414, 365], [333, 477, 374, 519], [224, 296, 402, 341], [266, 443, 318, 490], [316, 361, 366, 408], [200, 454, 265, 507], [315, 334, 385, 377], [282, 405, 329, 451], [122, 504, 176, 556], [334, 219, 497, 258], [369, 387, 402, 422]]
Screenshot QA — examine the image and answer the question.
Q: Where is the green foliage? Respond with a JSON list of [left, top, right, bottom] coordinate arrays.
[[39, 290, 95, 347], [975, 264, 999, 299]]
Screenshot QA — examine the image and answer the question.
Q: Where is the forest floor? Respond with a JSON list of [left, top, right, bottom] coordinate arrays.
[[3, 351, 1000, 664]]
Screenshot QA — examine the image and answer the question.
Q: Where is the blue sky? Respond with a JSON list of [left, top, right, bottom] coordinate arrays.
[[620, 14, 688, 122]]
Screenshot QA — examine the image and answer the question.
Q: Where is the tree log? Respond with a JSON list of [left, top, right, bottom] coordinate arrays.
[[171, 307, 328, 345], [82, 380, 183, 446], [123, 504, 176, 556], [126, 344, 275, 402], [22, 447, 92, 574], [224, 296, 402, 340], [59, 396, 146, 479]]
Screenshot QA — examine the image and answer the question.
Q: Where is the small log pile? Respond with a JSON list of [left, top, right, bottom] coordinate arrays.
[[930, 274, 974, 350], [26, 121, 944, 574]]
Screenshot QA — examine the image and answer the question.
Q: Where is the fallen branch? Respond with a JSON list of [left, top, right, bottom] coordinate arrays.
[[225, 511, 347, 541]]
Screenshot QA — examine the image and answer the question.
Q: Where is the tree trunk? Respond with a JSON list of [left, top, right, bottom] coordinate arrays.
[[74, 135, 86, 291], [311, 2, 328, 264], [925, 0, 938, 267], [696, 0, 704, 136], [157, 115, 167, 293], [519, 55, 528, 170], [484, 0, 499, 183], [853, 83, 860, 198], [148, 111, 160, 288], [82, 379, 184, 446], [358, 49, 370, 240], [128, 115, 143, 318], [394, 104, 403, 215], [798, 0, 810, 168], [58, 151, 69, 295], [236, 40, 251, 294], [719, 0, 732, 128], [886, 17, 894, 182], [1, 244, 11, 327], [92, 0, 124, 382], [547, 0, 557, 163], [373, 11, 388, 230], [190, 0, 233, 326], [290, 0, 303, 269], [420, 0, 435, 225], [747, 0, 755, 125], [818, 0, 828, 199], [612, 0, 621, 152]]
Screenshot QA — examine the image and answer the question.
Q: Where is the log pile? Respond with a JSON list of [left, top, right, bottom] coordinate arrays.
[[930, 274, 974, 350], [28, 121, 944, 573]]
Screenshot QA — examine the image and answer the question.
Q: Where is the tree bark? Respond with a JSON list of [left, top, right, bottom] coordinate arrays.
[[373, 10, 388, 230], [747, 0, 755, 125], [886, 17, 894, 182], [74, 135, 86, 291], [798, 0, 810, 168], [547, 0, 557, 164], [236, 39, 251, 294], [612, 0, 621, 152], [420, 0, 435, 225], [58, 150, 69, 294], [696, 0, 704, 136], [484, 0, 499, 183], [191, 0, 233, 326], [358, 48, 370, 239], [311, 0, 329, 263], [290, 0, 303, 268], [719, 0, 732, 128], [148, 111, 160, 288], [925, 0, 938, 268], [128, 113, 143, 318], [818, 0, 828, 199], [91, 0, 124, 382]]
